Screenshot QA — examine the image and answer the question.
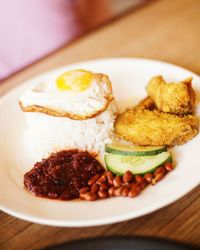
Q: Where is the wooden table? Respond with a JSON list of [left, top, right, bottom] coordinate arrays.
[[0, 0, 200, 249]]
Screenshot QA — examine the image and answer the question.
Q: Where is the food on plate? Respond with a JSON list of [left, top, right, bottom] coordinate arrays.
[[21, 71, 197, 202], [19, 70, 114, 119], [105, 151, 172, 175], [24, 144, 174, 201], [19, 69, 117, 159], [146, 76, 196, 115], [105, 144, 167, 156], [24, 150, 104, 200], [79, 162, 174, 201], [115, 109, 199, 146]]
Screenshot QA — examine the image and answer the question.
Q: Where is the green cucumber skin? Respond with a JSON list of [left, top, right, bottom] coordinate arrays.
[[105, 155, 172, 176], [105, 145, 167, 156]]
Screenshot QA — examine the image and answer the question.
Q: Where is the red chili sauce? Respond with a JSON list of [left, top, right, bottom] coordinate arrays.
[[24, 150, 104, 200]]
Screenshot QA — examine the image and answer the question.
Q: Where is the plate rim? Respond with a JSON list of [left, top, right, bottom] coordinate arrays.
[[0, 57, 199, 227], [1, 56, 199, 102]]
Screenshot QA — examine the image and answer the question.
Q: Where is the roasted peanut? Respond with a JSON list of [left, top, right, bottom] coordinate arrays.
[[135, 175, 143, 183], [100, 182, 108, 190], [122, 171, 133, 183], [105, 171, 114, 179], [113, 176, 122, 188], [114, 187, 123, 196], [88, 174, 100, 185], [124, 183, 135, 189], [96, 175, 107, 185], [98, 190, 108, 199], [107, 175, 114, 186], [91, 183, 99, 193], [79, 193, 85, 199], [154, 166, 166, 176], [122, 187, 130, 197], [128, 184, 141, 197], [144, 173, 153, 183], [79, 186, 90, 194], [80, 192, 97, 201], [165, 163, 174, 172], [140, 180, 148, 190], [152, 173, 164, 185], [108, 186, 115, 197]]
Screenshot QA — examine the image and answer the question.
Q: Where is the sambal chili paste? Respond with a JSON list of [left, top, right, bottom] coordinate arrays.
[[24, 150, 104, 200]]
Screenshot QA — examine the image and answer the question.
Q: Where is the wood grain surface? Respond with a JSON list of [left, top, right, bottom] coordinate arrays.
[[0, 0, 200, 249]]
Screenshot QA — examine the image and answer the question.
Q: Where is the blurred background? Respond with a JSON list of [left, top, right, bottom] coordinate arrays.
[[0, 0, 147, 81]]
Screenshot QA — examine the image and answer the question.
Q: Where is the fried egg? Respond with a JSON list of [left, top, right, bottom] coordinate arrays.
[[19, 70, 114, 120]]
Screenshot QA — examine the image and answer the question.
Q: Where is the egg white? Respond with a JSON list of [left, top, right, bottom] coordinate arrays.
[[19, 71, 113, 119]]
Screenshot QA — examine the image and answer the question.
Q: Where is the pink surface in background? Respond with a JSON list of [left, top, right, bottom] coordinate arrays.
[[0, 0, 82, 80], [0, 0, 143, 81]]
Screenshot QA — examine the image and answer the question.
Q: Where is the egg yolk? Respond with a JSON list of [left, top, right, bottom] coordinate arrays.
[[56, 70, 92, 92]]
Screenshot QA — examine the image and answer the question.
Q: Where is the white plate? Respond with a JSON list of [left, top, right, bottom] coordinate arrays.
[[0, 58, 200, 227]]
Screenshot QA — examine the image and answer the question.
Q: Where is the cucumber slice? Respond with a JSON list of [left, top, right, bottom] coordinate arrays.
[[105, 144, 167, 156], [105, 151, 172, 175]]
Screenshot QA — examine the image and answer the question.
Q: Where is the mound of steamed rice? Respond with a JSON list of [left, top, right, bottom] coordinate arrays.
[[23, 101, 116, 161]]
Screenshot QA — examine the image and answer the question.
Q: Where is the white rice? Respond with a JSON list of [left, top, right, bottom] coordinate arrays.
[[23, 101, 117, 161]]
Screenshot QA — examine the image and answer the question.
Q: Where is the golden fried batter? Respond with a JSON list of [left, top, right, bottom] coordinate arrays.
[[136, 96, 156, 110], [146, 76, 196, 115], [115, 109, 199, 146]]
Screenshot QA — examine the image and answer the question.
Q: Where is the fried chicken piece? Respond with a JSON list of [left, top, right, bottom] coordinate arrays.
[[136, 96, 156, 110], [114, 109, 199, 146], [146, 76, 196, 115]]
